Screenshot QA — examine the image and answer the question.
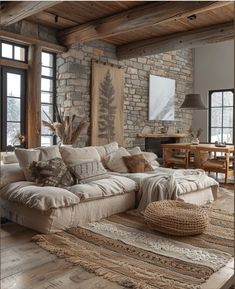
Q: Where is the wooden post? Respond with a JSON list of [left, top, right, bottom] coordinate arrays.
[[27, 44, 41, 148]]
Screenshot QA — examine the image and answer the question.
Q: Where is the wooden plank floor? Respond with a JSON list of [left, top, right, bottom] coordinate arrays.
[[1, 186, 234, 289]]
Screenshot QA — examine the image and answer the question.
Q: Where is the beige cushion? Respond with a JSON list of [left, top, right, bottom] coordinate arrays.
[[104, 147, 130, 173], [60, 146, 101, 165], [69, 160, 108, 184], [123, 154, 153, 173], [1, 152, 18, 164], [0, 163, 25, 189], [0, 181, 80, 211], [15, 149, 41, 181], [37, 145, 61, 161], [128, 147, 159, 167], [94, 146, 107, 159], [104, 142, 119, 154]]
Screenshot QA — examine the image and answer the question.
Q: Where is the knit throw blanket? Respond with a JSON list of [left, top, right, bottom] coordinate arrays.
[[33, 208, 233, 289]]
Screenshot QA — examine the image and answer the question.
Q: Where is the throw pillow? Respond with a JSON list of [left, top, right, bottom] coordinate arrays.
[[69, 160, 109, 184], [104, 147, 130, 173], [128, 147, 160, 168], [60, 146, 101, 165], [15, 148, 41, 181], [123, 154, 154, 173], [104, 142, 119, 155], [29, 157, 74, 187]]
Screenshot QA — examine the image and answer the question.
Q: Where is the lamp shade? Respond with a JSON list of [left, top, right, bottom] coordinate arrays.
[[180, 94, 207, 110]]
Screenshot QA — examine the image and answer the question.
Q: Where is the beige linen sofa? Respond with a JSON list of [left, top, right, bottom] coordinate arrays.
[[0, 143, 218, 233]]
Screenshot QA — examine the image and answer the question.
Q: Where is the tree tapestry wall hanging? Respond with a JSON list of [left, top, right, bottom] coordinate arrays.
[[91, 61, 124, 146]]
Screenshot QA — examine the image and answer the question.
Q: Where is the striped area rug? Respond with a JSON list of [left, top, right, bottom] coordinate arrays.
[[33, 208, 233, 289]]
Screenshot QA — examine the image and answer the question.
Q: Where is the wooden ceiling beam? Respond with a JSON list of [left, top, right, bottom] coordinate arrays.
[[0, 30, 67, 53], [59, 1, 231, 45], [117, 22, 234, 59], [0, 1, 61, 27]]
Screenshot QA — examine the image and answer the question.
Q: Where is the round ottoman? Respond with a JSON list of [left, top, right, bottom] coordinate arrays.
[[144, 200, 209, 236]]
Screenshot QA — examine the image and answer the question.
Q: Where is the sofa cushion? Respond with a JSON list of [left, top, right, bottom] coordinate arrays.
[[60, 146, 101, 165], [15, 148, 41, 181], [37, 145, 61, 161], [29, 158, 74, 187], [123, 154, 154, 173], [69, 160, 108, 184], [0, 181, 80, 211], [104, 147, 130, 173], [68, 175, 137, 201], [104, 142, 119, 154], [0, 163, 25, 189], [128, 146, 159, 167], [1, 152, 18, 164]]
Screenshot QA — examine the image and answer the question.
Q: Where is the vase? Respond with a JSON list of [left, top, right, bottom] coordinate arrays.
[[191, 137, 199, 145]]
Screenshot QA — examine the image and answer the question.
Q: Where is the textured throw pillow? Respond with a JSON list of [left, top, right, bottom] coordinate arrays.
[[60, 146, 101, 165], [123, 154, 154, 173], [104, 147, 130, 173], [69, 160, 109, 184], [15, 148, 41, 181], [29, 158, 74, 187]]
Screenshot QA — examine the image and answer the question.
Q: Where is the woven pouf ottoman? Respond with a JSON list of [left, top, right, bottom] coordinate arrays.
[[144, 200, 209, 236]]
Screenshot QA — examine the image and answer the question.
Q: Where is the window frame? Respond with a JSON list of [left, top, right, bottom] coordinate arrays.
[[208, 88, 234, 144], [0, 40, 28, 63], [40, 50, 57, 146], [0, 66, 27, 151]]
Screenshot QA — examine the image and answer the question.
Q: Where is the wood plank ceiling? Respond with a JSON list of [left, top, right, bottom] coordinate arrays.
[[1, 1, 234, 58]]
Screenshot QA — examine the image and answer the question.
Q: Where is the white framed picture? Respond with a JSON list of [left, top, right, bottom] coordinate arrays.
[[149, 75, 175, 121]]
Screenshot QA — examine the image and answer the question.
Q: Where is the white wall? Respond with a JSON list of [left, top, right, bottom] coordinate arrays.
[[192, 40, 234, 142]]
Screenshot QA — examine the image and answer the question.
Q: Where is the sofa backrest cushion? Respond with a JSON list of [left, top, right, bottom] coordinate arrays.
[[36, 145, 61, 161], [15, 149, 41, 181], [1, 152, 18, 164], [60, 146, 101, 165], [0, 163, 25, 189], [104, 147, 130, 173]]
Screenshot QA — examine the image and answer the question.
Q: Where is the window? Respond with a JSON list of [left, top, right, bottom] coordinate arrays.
[[0, 41, 28, 151], [0, 40, 27, 62], [209, 89, 234, 144], [0, 67, 26, 150], [41, 51, 56, 146]]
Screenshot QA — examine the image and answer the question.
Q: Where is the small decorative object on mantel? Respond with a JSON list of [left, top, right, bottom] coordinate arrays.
[[189, 128, 203, 145], [160, 124, 169, 134], [42, 104, 88, 145]]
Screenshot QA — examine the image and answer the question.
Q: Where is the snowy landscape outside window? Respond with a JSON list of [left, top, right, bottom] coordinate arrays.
[[209, 89, 234, 144], [41, 51, 56, 146], [0, 41, 27, 150]]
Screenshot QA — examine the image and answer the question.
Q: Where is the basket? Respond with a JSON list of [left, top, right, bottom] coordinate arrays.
[[144, 200, 209, 236]]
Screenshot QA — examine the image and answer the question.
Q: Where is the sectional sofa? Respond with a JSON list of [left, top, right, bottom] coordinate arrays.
[[0, 143, 218, 233]]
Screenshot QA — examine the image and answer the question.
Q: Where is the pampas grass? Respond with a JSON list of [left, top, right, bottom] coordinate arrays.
[[42, 105, 88, 145]]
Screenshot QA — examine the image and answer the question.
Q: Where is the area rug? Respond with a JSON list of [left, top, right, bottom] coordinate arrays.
[[33, 206, 234, 289]]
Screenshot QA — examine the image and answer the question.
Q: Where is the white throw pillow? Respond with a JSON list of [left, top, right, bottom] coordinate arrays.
[[104, 147, 130, 173], [15, 148, 41, 181], [60, 146, 101, 165]]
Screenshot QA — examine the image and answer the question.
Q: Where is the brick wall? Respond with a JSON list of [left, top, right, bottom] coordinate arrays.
[[57, 40, 193, 148]]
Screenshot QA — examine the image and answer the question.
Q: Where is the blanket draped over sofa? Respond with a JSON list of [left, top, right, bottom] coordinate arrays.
[[121, 167, 218, 211]]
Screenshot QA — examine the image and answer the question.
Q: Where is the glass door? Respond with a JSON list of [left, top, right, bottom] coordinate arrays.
[[1, 67, 26, 150]]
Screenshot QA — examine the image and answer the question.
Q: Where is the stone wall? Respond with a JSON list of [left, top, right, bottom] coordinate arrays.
[[57, 41, 193, 148]]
